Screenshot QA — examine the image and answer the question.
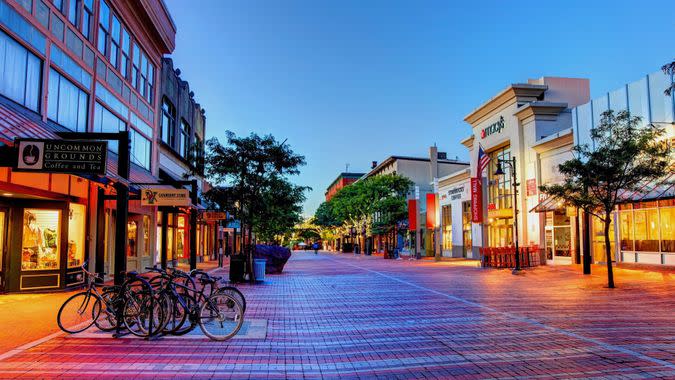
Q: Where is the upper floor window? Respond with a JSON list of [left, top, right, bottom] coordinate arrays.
[[81, 0, 93, 40], [67, 0, 79, 25], [179, 119, 190, 158], [97, 0, 110, 56], [130, 128, 151, 170], [161, 98, 176, 147], [47, 68, 88, 132], [53, 0, 66, 14], [109, 15, 121, 69], [0, 30, 42, 112], [93, 102, 125, 152], [121, 29, 130, 79]]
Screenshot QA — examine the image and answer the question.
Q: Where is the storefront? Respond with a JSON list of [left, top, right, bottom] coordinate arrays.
[[437, 169, 473, 258]]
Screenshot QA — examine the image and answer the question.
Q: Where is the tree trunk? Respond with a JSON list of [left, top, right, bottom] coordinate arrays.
[[604, 215, 615, 288]]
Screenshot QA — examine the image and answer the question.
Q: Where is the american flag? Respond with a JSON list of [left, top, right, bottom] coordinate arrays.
[[477, 145, 490, 176]]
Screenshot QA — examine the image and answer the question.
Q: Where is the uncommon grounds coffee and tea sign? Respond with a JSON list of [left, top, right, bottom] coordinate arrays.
[[14, 139, 107, 175]]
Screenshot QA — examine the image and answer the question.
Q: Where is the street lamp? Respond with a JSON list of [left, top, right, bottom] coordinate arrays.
[[494, 157, 521, 274]]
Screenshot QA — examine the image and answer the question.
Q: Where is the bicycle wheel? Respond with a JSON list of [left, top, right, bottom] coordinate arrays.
[[123, 290, 164, 337], [170, 293, 198, 336], [216, 286, 246, 314], [93, 288, 119, 331], [57, 292, 101, 334], [198, 293, 244, 341]]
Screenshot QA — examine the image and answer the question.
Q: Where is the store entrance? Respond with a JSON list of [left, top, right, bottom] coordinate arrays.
[[544, 209, 572, 264], [488, 218, 513, 247], [0, 208, 7, 291]]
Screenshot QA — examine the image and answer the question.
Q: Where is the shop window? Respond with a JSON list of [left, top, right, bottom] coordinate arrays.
[[619, 211, 634, 251], [634, 209, 659, 252], [22, 209, 61, 270], [127, 221, 136, 257], [177, 215, 186, 259], [0, 211, 5, 277], [486, 147, 512, 211], [142, 215, 150, 258], [67, 203, 85, 268], [47, 68, 88, 132], [0, 29, 42, 112], [660, 207, 674, 253], [441, 205, 452, 250], [591, 216, 615, 263]]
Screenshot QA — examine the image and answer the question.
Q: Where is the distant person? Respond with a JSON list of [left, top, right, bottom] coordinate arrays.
[[312, 242, 319, 255]]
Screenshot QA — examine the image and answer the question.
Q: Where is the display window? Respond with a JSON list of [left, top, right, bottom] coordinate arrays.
[[661, 207, 674, 253], [143, 215, 150, 257], [177, 215, 186, 259], [67, 204, 86, 268], [619, 211, 634, 251], [441, 205, 452, 250], [127, 221, 137, 257], [591, 215, 615, 262], [22, 209, 61, 271], [634, 209, 659, 252]]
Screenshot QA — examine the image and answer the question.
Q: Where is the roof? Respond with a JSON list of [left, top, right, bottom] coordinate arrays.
[[326, 172, 366, 193], [0, 101, 58, 144], [464, 83, 548, 125], [364, 155, 469, 179]]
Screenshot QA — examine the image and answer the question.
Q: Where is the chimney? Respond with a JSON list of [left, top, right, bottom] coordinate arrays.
[[429, 145, 438, 180], [371, 161, 378, 169]]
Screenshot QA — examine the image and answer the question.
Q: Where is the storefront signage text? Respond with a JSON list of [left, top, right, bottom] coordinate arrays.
[[202, 211, 228, 220], [448, 186, 465, 201], [480, 116, 505, 139], [470, 177, 482, 223], [14, 139, 107, 175], [141, 188, 190, 206]]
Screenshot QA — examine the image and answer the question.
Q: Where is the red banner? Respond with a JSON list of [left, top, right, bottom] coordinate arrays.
[[526, 178, 537, 197], [470, 177, 482, 223], [426, 193, 437, 229], [407, 199, 417, 231]]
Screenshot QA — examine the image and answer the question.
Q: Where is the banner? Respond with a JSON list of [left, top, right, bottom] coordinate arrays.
[[407, 199, 417, 231], [141, 188, 190, 206], [426, 193, 437, 229], [470, 177, 482, 223], [14, 139, 107, 175]]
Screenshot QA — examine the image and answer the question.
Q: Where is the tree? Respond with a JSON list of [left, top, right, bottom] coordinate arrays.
[[541, 110, 671, 288], [663, 60, 675, 96], [203, 131, 307, 269]]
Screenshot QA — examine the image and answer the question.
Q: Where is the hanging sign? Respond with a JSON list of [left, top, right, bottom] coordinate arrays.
[[526, 178, 537, 197], [470, 177, 483, 223], [407, 199, 417, 231], [14, 139, 107, 175], [202, 211, 228, 220], [141, 188, 190, 206]]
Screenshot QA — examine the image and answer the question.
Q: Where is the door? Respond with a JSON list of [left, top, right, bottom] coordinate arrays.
[[126, 220, 139, 272], [0, 208, 7, 291]]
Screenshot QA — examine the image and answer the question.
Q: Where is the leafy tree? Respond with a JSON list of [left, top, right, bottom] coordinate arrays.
[[663, 60, 675, 96], [202, 131, 307, 275], [541, 110, 671, 288]]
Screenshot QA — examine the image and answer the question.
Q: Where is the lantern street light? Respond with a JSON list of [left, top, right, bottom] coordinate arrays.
[[494, 156, 521, 273]]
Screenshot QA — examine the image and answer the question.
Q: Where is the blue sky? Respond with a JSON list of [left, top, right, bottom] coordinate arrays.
[[164, 0, 674, 216]]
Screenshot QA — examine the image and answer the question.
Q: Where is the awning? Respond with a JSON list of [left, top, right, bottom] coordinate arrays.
[[530, 195, 565, 213], [0, 101, 59, 145], [617, 171, 675, 203]]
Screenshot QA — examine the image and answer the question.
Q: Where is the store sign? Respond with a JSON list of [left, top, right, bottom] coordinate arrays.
[[526, 178, 537, 197], [14, 139, 107, 175], [426, 193, 437, 229], [480, 116, 505, 139], [202, 211, 228, 220], [408, 199, 417, 231], [141, 188, 190, 206], [470, 177, 482, 223], [447, 185, 466, 201]]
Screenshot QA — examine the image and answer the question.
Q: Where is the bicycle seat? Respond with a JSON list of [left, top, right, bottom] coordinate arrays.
[[124, 271, 139, 278]]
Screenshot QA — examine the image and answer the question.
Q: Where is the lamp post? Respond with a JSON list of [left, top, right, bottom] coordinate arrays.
[[494, 157, 521, 273]]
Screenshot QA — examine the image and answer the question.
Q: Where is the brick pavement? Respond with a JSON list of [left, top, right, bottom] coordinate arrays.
[[0, 252, 673, 379]]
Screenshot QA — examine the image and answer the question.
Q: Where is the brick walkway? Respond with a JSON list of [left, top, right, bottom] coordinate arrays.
[[0, 252, 673, 379]]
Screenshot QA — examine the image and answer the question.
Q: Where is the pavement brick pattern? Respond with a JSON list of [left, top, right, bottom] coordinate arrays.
[[0, 252, 673, 379]]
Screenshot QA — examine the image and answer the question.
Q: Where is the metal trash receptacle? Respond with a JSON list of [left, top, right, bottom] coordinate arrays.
[[229, 255, 246, 283], [254, 259, 266, 282]]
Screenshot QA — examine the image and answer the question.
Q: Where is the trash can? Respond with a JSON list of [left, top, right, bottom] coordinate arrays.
[[229, 255, 246, 283], [254, 259, 266, 282]]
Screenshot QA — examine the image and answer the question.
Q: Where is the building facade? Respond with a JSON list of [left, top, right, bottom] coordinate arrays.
[[0, 0, 176, 291], [325, 172, 364, 202]]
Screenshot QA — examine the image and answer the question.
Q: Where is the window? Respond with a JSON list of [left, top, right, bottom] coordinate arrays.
[[110, 15, 120, 68], [67, 0, 79, 25], [147, 62, 154, 104], [0, 30, 42, 112], [140, 52, 147, 98], [619, 211, 634, 251], [52, 0, 66, 13], [634, 208, 659, 252], [48, 68, 88, 132], [194, 136, 204, 173], [97, 0, 109, 55], [179, 119, 190, 158], [127, 221, 137, 257], [81, 0, 93, 40], [93, 102, 125, 152], [661, 207, 674, 253], [22, 209, 61, 271], [131, 43, 139, 90], [121, 28, 130, 79], [442, 205, 452, 250], [487, 147, 512, 210], [161, 98, 176, 147], [142, 215, 150, 258], [67, 203, 86, 268], [130, 128, 151, 170]]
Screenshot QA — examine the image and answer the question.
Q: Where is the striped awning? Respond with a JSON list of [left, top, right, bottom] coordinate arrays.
[[529, 195, 565, 213]]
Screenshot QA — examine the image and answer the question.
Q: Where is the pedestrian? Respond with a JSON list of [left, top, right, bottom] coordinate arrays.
[[313, 242, 319, 255], [218, 239, 224, 267]]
